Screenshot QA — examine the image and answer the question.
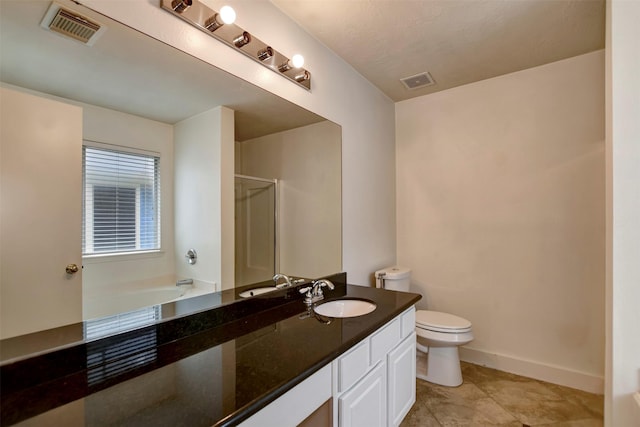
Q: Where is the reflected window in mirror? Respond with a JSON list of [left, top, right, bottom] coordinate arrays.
[[82, 142, 161, 255], [84, 305, 161, 341]]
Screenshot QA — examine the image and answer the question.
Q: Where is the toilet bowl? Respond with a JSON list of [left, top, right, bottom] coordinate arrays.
[[415, 310, 473, 387], [374, 267, 474, 387]]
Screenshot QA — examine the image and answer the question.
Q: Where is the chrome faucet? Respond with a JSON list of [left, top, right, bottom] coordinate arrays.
[[299, 279, 335, 305], [273, 273, 293, 289]]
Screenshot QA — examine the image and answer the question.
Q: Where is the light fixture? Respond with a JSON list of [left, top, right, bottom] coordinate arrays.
[[233, 31, 251, 48], [171, 0, 192, 13], [204, 6, 236, 32], [204, 5, 236, 32], [278, 54, 304, 72], [258, 46, 273, 61], [161, 0, 311, 90], [294, 70, 310, 83]]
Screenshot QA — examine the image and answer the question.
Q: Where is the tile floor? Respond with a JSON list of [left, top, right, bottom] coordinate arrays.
[[401, 362, 604, 427]]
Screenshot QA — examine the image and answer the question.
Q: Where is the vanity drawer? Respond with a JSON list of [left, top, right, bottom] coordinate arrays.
[[370, 317, 402, 365], [337, 339, 370, 393]]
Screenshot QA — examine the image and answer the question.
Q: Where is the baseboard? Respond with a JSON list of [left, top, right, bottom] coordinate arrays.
[[459, 347, 604, 394]]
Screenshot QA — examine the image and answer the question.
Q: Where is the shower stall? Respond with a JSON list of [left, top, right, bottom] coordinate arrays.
[[234, 175, 278, 287]]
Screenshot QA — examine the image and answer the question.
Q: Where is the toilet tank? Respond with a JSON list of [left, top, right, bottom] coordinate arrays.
[[375, 267, 411, 292]]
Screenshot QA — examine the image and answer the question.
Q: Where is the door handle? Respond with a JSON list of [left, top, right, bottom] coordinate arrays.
[[65, 264, 79, 274]]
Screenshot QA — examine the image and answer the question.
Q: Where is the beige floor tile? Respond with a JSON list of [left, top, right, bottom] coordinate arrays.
[[427, 397, 521, 426], [401, 362, 604, 427], [544, 383, 605, 418], [461, 362, 534, 385], [401, 400, 442, 427], [417, 380, 519, 426], [533, 419, 604, 427], [479, 380, 594, 425], [418, 379, 489, 403]]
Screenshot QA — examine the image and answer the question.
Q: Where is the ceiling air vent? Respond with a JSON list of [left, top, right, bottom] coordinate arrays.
[[400, 72, 436, 90], [41, 3, 105, 45]]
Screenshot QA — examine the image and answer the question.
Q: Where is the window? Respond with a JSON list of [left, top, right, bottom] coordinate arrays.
[[83, 144, 160, 255]]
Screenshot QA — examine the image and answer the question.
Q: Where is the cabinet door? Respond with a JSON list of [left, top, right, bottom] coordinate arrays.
[[339, 361, 386, 427], [388, 332, 416, 427], [0, 87, 83, 338]]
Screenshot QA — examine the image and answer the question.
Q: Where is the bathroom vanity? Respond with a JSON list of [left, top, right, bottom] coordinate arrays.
[[0, 279, 420, 426]]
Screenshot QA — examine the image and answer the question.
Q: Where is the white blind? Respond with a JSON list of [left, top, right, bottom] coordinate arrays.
[[82, 144, 160, 255]]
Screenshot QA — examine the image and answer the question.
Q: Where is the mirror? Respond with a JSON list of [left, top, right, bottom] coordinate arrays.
[[0, 0, 341, 341]]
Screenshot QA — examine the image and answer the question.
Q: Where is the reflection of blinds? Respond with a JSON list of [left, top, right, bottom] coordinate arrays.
[[85, 306, 160, 386], [86, 329, 158, 386], [84, 306, 161, 340]]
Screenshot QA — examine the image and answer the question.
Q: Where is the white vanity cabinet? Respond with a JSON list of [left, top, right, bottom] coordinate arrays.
[[240, 306, 416, 427], [333, 306, 416, 427]]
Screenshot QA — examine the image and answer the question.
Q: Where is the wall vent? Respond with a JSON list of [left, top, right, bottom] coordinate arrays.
[[41, 3, 105, 46], [400, 72, 436, 90]]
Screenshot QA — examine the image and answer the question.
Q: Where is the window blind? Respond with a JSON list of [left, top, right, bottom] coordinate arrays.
[[82, 145, 160, 255]]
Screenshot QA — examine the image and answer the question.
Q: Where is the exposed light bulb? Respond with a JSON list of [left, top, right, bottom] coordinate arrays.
[[291, 54, 304, 68], [219, 5, 236, 24]]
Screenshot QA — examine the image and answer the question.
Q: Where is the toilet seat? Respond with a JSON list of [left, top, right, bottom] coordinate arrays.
[[416, 310, 472, 333]]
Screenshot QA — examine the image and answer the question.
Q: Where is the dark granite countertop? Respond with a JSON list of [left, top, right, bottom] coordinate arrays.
[[1, 281, 420, 426]]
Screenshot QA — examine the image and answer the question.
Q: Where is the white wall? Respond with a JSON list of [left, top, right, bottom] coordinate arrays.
[[174, 106, 234, 291], [82, 104, 176, 297], [82, 0, 396, 286], [396, 51, 605, 393], [238, 121, 342, 278], [606, 0, 640, 425]]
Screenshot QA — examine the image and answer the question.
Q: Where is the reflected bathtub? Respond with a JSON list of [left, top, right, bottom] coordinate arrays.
[[83, 281, 213, 321]]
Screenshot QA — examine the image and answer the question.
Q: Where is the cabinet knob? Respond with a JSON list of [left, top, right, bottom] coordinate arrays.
[[65, 264, 79, 274]]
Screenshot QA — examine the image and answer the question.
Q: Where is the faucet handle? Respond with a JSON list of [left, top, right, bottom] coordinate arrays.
[[299, 286, 314, 305], [312, 279, 335, 292]]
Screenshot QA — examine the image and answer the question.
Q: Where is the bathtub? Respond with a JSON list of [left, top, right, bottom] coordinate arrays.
[[83, 280, 214, 321]]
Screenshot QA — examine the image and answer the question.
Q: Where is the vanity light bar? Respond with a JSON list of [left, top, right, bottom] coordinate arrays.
[[160, 0, 311, 90]]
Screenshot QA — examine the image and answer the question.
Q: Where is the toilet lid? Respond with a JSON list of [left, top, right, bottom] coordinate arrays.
[[416, 310, 472, 332]]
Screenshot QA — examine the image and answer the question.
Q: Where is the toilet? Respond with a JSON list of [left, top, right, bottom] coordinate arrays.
[[375, 266, 473, 387]]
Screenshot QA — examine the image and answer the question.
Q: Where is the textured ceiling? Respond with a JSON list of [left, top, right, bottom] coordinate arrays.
[[272, 0, 605, 101]]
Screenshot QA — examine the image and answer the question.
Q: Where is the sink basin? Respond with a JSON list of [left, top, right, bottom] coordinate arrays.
[[313, 299, 377, 318], [239, 287, 278, 298]]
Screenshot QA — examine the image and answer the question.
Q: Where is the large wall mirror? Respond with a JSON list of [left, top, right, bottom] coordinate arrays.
[[0, 0, 341, 341]]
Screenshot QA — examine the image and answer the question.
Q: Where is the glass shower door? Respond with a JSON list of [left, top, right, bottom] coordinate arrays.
[[234, 175, 277, 287]]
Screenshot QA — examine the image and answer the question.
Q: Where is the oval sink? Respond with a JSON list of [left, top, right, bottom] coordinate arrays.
[[314, 299, 377, 318], [239, 287, 278, 298]]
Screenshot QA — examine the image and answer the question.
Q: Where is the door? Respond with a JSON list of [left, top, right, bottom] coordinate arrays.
[[234, 176, 276, 287], [0, 87, 83, 338]]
